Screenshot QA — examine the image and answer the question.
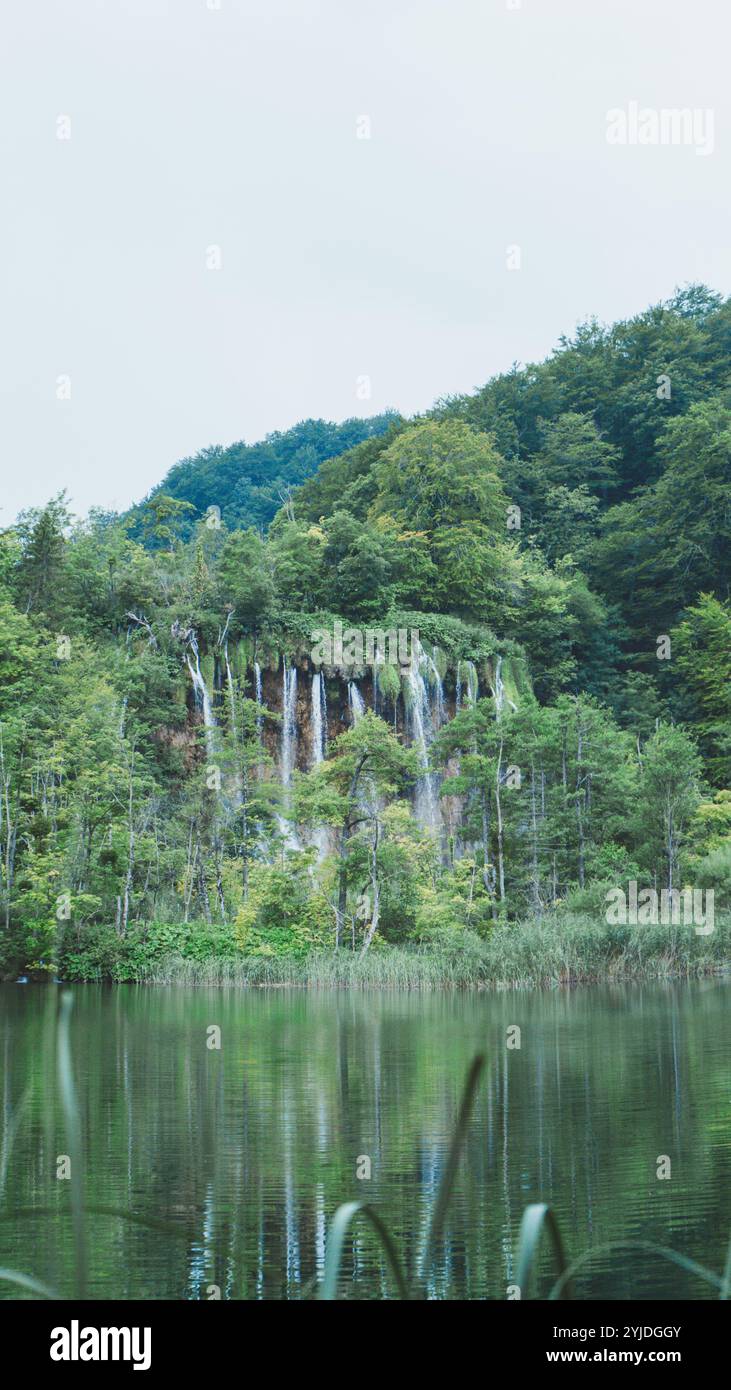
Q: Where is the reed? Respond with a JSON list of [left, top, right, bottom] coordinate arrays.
[[317, 1053, 728, 1301], [137, 912, 731, 991]]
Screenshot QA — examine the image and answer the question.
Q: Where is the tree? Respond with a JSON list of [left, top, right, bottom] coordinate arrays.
[[141, 494, 196, 551], [295, 712, 415, 951], [535, 412, 619, 497], [372, 420, 508, 532], [219, 529, 276, 629], [639, 724, 702, 891], [14, 493, 70, 617], [220, 690, 281, 900], [432, 698, 510, 912], [671, 595, 731, 786]]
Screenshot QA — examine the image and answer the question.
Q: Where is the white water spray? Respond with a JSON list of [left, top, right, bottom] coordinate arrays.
[[406, 643, 440, 830], [186, 635, 216, 758], [311, 671, 327, 765], [254, 661, 263, 736], [425, 646, 445, 726], [281, 658, 298, 784], [491, 654, 517, 715], [464, 660, 478, 705], [348, 682, 366, 723]]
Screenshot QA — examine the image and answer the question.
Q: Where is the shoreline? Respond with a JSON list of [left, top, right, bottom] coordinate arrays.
[[10, 912, 727, 991]]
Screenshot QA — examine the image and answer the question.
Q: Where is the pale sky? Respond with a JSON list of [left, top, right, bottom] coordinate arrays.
[[1, 0, 728, 522]]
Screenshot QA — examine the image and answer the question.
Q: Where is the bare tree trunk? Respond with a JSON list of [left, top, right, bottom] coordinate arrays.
[[198, 862, 212, 923], [121, 768, 135, 936], [480, 790, 491, 889], [666, 805, 675, 892], [495, 737, 505, 904], [335, 829, 348, 950], [215, 840, 227, 922], [1, 730, 17, 932], [359, 823, 381, 959], [183, 820, 196, 924], [335, 754, 367, 950], [530, 758, 541, 915], [575, 719, 586, 889]]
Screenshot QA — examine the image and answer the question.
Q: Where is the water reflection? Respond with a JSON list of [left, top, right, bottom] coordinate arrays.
[[1, 980, 728, 1300]]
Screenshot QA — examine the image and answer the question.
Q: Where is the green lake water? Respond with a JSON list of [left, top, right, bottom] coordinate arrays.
[[1, 979, 729, 1300]]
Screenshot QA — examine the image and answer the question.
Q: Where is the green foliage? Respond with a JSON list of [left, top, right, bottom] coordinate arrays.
[[235, 861, 330, 957], [1, 286, 729, 976], [139, 415, 399, 535], [672, 595, 731, 785]]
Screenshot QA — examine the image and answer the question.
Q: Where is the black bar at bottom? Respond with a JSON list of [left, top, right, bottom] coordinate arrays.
[[1, 1297, 726, 1375]]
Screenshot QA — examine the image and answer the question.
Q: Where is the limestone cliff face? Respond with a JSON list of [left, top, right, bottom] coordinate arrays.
[[181, 639, 528, 841]]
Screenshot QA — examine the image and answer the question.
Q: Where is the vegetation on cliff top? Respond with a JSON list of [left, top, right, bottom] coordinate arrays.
[[1, 286, 730, 981]]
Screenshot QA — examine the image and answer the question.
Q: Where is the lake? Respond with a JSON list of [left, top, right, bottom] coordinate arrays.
[[1, 980, 728, 1300]]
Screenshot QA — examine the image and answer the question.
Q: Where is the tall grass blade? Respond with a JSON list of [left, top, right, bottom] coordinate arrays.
[[548, 1239, 724, 1300], [57, 992, 87, 1299], [319, 1201, 410, 1301], [415, 1053, 485, 1282], [516, 1202, 571, 1300], [0, 1268, 60, 1299], [720, 1229, 731, 1301], [0, 1083, 33, 1201]]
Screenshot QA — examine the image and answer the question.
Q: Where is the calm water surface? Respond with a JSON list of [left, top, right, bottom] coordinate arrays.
[[1, 980, 729, 1300]]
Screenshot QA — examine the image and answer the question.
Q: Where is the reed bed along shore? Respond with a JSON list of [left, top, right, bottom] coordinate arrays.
[[135, 913, 731, 990]]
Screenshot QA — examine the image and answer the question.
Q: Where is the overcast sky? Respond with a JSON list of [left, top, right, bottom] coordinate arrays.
[[1, 0, 728, 523]]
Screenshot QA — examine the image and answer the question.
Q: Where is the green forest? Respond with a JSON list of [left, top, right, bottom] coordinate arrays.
[[2, 284, 730, 984]]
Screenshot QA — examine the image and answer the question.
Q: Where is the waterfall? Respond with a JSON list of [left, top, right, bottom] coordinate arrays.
[[490, 655, 516, 717], [309, 671, 330, 858], [406, 645, 440, 830], [281, 657, 298, 784], [426, 646, 445, 726], [493, 655, 504, 716], [186, 634, 216, 758], [465, 660, 478, 705], [254, 661, 263, 736], [311, 671, 327, 765], [348, 681, 366, 723], [277, 658, 300, 850]]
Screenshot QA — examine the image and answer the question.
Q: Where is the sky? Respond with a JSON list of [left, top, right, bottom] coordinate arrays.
[[1, 0, 729, 523]]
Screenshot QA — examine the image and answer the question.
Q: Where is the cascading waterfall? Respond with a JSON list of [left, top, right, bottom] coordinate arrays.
[[186, 634, 216, 758], [310, 671, 330, 859], [426, 646, 445, 726], [406, 645, 440, 831], [254, 661, 263, 736], [181, 639, 518, 867], [465, 660, 478, 705], [491, 654, 504, 717], [311, 671, 327, 765], [278, 658, 300, 849], [281, 658, 298, 784], [348, 681, 366, 723], [491, 654, 517, 714], [451, 660, 478, 860]]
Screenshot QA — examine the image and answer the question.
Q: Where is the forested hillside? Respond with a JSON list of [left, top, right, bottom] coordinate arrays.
[[1, 286, 729, 981], [131, 412, 400, 536]]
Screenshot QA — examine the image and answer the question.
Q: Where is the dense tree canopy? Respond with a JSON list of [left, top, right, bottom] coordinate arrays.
[[1, 285, 729, 977]]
